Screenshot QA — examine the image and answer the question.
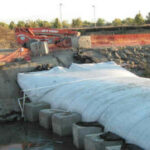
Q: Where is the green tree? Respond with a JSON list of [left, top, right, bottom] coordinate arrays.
[[62, 20, 70, 28], [17, 21, 25, 27], [82, 21, 92, 27], [9, 21, 16, 29], [0, 22, 9, 28], [146, 12, 150, 24], [52, 18, 62, 28], [96, 18, 105, 26], [42, 21, 51, 28], [105, 22, 112, 26], [134, 12, 145, 25], [72, 18, 82, 28], [25, 20, 39, 28], [36, 20, 44, 27], [112, 18, 122, 26], [25, 22, 30, 28], [122, 18, 135, 25]]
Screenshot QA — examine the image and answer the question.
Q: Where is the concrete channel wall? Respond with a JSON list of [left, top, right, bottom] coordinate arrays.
[[0, 50, 75, 122]]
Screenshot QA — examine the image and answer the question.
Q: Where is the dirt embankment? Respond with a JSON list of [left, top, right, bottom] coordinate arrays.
[[0, 26, 19, 49]]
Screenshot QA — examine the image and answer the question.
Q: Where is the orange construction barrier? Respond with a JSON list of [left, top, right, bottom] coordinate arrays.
[[0, 48, 30, 63], [91, 33, 150, 47]]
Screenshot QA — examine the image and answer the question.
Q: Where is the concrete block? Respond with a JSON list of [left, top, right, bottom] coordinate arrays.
[[73, 123, 103, 149], [84, 133, 123, 150], [71, 36, 91, 49], [106, 145, 121, 150], [121, 144, 143, 150], [39, 109, 66, 129], [24, 102, 50, 122], [30, 41, 49, 56], [30, 42, 38, 56], [52, 112, 81, 136], [39, 41, 49, 55]]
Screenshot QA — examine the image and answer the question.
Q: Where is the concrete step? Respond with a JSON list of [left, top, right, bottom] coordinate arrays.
[[24, 102, 50, 122], [52, 112, 81, 136], [39, 109, 66, 129], [73, 122, 103, 149]]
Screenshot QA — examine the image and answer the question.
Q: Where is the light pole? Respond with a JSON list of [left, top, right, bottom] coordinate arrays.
[[92, 5, 96, 27], [59, 3, 63, 25]]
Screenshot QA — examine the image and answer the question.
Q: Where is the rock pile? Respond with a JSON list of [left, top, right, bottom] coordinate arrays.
[[73, 45, 150, 77]]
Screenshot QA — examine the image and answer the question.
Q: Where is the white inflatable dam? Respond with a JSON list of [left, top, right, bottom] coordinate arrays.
[[17, 62, 150, 150]]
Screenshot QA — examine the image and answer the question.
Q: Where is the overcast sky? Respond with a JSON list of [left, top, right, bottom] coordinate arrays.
[[1, 0, 150, 23]]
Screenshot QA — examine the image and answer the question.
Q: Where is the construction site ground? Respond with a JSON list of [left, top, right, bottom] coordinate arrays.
[[1, 27, 150, 149]]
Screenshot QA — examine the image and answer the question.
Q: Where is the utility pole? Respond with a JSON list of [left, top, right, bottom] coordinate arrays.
[[59, 3, 63, 25], [92, 5, 96, 27]]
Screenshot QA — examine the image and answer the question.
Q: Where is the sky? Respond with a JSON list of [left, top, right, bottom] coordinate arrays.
[[0, 0, 150, 23]]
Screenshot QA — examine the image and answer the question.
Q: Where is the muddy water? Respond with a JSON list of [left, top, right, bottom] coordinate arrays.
[[0, 121, 78, 150]]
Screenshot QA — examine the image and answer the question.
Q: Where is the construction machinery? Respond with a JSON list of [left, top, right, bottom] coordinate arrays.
[[0, 28, 80, 63], [15, 28, 80, 49]]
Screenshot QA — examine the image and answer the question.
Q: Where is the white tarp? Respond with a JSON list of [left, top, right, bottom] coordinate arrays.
[[17, 62, 150, 150]]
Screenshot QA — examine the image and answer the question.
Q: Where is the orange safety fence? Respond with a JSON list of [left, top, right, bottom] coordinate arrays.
[[1, 33, 150, 63], [0, 48, 30, 63], [91, 33, 150, 47]]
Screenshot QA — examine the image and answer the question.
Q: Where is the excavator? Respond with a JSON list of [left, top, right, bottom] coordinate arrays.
[[0, 28, 80, 63], [15, 27, 80, 49]]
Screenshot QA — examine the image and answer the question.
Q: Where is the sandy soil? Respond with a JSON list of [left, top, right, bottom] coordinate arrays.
[[0, 26, 19, 49]]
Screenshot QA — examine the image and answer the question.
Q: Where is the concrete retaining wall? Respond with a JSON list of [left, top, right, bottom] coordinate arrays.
[[0, 50, 75, 122]]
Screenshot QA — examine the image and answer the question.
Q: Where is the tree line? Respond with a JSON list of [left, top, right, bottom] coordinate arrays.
[[1, 12, 150, 30]]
